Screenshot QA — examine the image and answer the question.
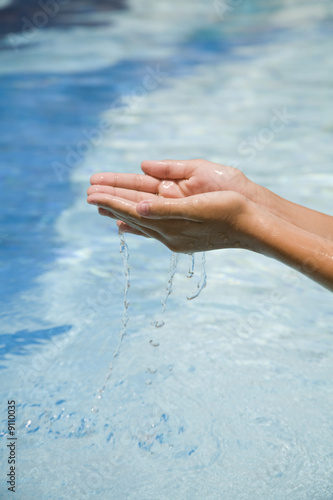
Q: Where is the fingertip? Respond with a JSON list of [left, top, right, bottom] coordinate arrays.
[[90, 173, 106, 185], [141, 160, 165, 173], [98, 208, 109, 216], [90, 173, 98, 185], [141, 160, 155, 173], [87, 185, 99, 195], [117, 221, 127, 233], [87, 196, 96, 205], [140, 161, 147, 174]]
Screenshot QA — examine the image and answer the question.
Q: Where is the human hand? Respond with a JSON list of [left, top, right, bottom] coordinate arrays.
[[87, 160, 333, 291], [88, 159, 258, 237], [86, 189, 256, 253], [88, 159, 256, 201]]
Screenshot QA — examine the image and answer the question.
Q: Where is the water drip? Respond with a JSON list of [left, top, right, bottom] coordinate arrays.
[[161, 252, 179, 313], [94, 233, 130, 403], [187, 253, 195, 278], [187, 252, 207, 300]]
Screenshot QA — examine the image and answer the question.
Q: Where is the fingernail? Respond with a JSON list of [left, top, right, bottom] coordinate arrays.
[[137, 200, 150, 216]]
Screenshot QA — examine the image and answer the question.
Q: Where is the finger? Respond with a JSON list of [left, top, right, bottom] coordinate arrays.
[[141, 160, 191, 179], [117, 220, 151, 238], [98, 207, 118, 219], [99, 204, 154, 239], [88, 193, 162, 230], [90, 172, 160, 193], [87, 184, 157, 203], [136, 192, 233, 220], [88, 192, 137, 214], [99, 207, 111, 216], [116, 217, 162, 240], [136, 195, 205, 220]]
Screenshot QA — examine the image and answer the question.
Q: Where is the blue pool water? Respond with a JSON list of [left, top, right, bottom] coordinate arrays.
[[1, 0, 333, 498]]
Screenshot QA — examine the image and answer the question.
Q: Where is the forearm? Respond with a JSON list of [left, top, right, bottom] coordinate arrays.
[[245, 203, 333, 291], [249, 182, 333, 241]]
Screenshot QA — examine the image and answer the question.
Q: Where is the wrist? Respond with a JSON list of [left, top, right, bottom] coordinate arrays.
[[245, 179, 272, 209], [239, 201, 301, 259], [240, 203, 333, 290], [236, 198, 269, 253]]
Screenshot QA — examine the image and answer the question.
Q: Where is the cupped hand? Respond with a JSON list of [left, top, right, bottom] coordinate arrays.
[[88, 159, 255, 201], [87, 189, 256, 254], [87, 159, 258, 244]]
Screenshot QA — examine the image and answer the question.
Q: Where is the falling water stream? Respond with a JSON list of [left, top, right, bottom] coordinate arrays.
[[93, 233, 131, 409], [95, 242, 208, 405], [187, 253, 207, 300]]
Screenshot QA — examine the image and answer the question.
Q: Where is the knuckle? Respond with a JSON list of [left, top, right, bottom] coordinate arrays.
[[134, 174, 142, 190]]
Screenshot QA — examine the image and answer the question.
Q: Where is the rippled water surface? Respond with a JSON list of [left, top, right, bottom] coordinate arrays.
[[0, 1, 332, 498]]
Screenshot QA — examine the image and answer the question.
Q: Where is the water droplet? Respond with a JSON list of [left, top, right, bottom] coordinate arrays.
[[187, 253, 195, 278], [95, 233, 130, 401], [152, 320, 165, 328], [187, 252, 207, 300], [161, 252, 179, 312]]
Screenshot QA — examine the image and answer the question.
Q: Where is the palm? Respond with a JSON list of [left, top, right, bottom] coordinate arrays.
[[89, 159, 249, 203], [88, 159, 251, 238], [154, 159, 247, 198]]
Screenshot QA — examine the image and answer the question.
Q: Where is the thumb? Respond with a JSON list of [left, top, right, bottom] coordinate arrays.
[[136, 198, 189, 219]]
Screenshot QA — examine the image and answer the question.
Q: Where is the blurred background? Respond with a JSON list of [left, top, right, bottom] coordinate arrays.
[[0, 1, 332, 498]]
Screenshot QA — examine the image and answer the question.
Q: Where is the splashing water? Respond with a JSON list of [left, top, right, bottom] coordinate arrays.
[[187, 252, 206, 300], [118, 233, 130, 341], [93, 233, 130, 408]]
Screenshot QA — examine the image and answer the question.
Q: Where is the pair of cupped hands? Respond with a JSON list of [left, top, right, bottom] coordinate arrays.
[[87, 159, 263, 254]]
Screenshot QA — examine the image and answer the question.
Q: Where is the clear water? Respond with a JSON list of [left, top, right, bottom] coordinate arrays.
[[94, 233, 131, 406], [187, 253, 207, 301], [1, 1, 333, 498]]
